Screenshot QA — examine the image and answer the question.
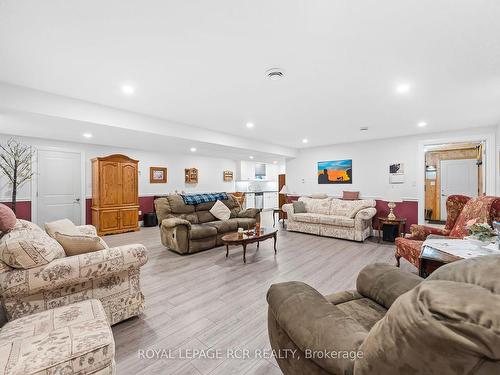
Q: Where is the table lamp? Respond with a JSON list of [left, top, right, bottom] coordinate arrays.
[[386, 189, 403, 220], [279, 185, 288, 203]]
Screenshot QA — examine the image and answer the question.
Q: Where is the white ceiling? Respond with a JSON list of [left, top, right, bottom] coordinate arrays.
[[0, 0, 499, 148]]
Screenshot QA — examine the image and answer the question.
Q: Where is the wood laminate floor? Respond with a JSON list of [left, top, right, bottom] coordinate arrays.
[[106, 211, 415, 375]]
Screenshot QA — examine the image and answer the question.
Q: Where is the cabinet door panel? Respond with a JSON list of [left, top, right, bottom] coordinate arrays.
[[100, 210, 120, 232], [120, 208, 138, 229], [100, 162, 121, 206], [121, 162, 138, 205]]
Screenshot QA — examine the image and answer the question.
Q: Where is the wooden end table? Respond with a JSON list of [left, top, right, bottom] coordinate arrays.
[[222, 227, 278, 263], [419, 245, 462, 278], [377, 217, 406, 243]]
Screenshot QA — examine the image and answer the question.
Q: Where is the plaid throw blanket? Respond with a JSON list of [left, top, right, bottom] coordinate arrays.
[[181, 192, 229, 205]]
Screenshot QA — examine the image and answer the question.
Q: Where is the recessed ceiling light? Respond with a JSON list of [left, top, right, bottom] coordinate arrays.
[[83, 133, 93, 138], [417, 121, 427, 128], [266, 68, 285, 81], [273, 161, 278, 164], [121, 84, 135, 95], [246, 122, 254, 129], [190, 147, 197, 152], [249, 155, 254, 159], [302, 138, 309, 144], [395, 83, 411, 94]]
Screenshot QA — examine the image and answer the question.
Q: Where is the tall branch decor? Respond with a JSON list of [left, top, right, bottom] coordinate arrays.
[[0, 138, 35, 214]]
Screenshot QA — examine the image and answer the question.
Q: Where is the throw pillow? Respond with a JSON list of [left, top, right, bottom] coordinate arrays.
[[293, 201, 306, 213], [209, 200, 231, 221], [0, 229, 65, 269], [54, 232, 108, 256], [0, 204, 16, 233], [44, 218, 80, 238], [342, 191, 359, 200]]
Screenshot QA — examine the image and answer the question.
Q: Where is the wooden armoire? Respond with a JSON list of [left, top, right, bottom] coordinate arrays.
[[91, 154, 140, 236]]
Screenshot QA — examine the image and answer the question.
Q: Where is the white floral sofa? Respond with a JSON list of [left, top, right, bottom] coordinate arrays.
[[0, 299, 115, 374], [0, 220, 148, 325], [282, 197, 377, 241]]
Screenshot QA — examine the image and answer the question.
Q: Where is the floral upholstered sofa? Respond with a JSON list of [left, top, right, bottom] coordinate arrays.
[[282, 196, 377, 241], [0, 219, 148, 325]]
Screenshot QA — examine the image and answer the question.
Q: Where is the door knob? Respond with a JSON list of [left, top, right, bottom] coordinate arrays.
[[74, 198, 81, 203]]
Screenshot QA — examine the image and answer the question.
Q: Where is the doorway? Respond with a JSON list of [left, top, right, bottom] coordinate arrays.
[[424, 142, 483, 223], [34, 149, 84, 226]]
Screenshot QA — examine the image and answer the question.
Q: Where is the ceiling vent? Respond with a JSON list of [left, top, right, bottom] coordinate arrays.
[[360, 126, 369, 131], [266, 68, 284, 81]]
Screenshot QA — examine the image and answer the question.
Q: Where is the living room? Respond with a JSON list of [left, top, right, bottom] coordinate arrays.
[[0, 1, 499, 375]]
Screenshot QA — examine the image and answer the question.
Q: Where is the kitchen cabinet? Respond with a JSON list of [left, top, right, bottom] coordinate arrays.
[[265, 164, 278, 181], [245, 193, 255, 209], [263, 192, 278, 209], [239, 161, 256, 181]]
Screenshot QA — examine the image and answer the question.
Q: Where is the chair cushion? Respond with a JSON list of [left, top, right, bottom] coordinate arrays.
[[209, 200, 231, 221], [0, 299, 114, 375], [318, 215, 355, 227], [335, 297, 387, 331], [205, 219, 239, 234], [291, 213, 321, 224], [44, 218, 80, 238], [54, 232, 108, 256], [236, 218, 256, 229], [0, 204, 16, 233], [449, 196, 500, 238], [0, 221, 65, 269], [299, 197, 332, 215], [189, 224, 217, 240]]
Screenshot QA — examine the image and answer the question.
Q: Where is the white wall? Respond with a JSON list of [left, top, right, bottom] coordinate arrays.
[[286, 126, 497, 201], [0, 134, 237, 202], [497, 123, 500, 196]]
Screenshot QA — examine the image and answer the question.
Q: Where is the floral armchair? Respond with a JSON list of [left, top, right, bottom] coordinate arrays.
[[395, 195, 500, 269], [0, 220, 148, 325]]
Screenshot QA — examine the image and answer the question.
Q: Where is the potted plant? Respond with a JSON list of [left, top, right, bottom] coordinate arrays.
[[465, 219, 497, 247]]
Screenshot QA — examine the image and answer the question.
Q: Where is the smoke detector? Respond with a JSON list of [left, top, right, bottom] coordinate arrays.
[[266, 68, 285, 81]]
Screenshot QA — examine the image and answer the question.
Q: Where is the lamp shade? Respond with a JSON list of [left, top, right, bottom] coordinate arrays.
[[279, 185, 288, 194], [386, 189, 403, 203]]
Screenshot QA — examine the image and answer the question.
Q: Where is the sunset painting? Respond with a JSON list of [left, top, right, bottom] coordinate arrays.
[[317, 160, 352, 184]]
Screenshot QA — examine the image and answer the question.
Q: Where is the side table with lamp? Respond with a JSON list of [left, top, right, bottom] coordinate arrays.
[[378, 189, 405, 243]]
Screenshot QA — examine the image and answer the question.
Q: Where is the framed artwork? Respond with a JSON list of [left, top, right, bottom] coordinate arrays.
[[317, 160, 352, 184], [150, 167, 167, 183], [223, 170, 233, 181], [389, 162, 405, 184]]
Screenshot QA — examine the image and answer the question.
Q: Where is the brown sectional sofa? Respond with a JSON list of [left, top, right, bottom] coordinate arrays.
[[267, 255, 500, 374], [155, 194, 260, 254]]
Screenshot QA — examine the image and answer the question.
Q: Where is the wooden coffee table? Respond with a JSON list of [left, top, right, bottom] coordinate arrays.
[[419, 245, 462, 278], [222, 227, 278, 263]]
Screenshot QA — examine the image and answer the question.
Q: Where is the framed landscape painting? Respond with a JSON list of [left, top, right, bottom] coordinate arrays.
[[317, 160, 352, 184]]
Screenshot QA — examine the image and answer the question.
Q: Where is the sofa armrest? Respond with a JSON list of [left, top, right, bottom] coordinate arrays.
[[282, 203, 294, 217], [267, 281, 367, 374], [0, 244, 148, 298], [354, 207, 377, 221], [406, 224, 450, 240], [356, 263, 422, 309], [76, 224, 98, 236], [161, 217, 191, 229], [237, 208, 261, 219]]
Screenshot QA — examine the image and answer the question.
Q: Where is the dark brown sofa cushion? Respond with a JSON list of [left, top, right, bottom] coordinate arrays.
[[236, 218, 256, 229], [189, 224, 217, 240], [197, 210, 216, 223]]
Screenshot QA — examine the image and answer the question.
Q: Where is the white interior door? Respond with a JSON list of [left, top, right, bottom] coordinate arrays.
[[440, 159, 478, 220], [36, 150, 82, 226]]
